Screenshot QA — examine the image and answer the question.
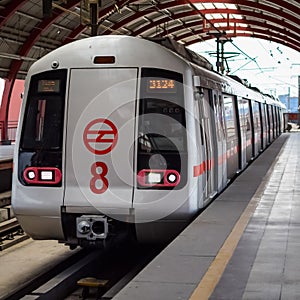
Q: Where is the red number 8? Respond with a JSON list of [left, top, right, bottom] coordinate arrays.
[[90, 162, 108, 194]]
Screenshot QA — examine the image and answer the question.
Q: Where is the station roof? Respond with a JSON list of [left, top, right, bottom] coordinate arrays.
[[1, 0, 300, 80]]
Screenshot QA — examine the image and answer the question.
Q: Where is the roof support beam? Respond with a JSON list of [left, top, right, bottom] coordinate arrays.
[[81, 0, 296, 56], [188, 0, 299, 20], [0, 79, 14, 142], [160, 18, 299, 51], [185, 32, 300, 52], [62, 0, 299, 55], [101, 0, 187, 35], [0, 0, 79, 141], [62, 0, 157, 42], [128, 9, 299, 50], [0, 0, 26, 27], [137, 9, 299, 38], [189, 27, 299, 52]]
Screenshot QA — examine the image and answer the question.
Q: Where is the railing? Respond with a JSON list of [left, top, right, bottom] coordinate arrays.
[[0, 121, 18, 144]]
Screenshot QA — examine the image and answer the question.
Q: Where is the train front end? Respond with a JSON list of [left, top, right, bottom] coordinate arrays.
[[12, 36, 196, 247]]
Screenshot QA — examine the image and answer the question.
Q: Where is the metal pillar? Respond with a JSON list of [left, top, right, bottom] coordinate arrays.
[[213, 32, 231, 74], [0, 79, 14, 143], [220, 40, 226, 74], [297, 75, 300, 128], [215, 34, 221, 73], [288, 87, 290, 111], [89, 0, 99, 36]]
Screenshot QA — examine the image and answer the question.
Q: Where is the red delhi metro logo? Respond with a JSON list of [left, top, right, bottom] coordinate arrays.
[[83, 118, 118, 155]]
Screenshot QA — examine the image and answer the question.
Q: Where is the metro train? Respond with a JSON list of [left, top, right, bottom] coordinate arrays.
[[12, 35, 285, 248]]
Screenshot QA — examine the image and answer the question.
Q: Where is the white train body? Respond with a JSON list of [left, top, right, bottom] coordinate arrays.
[[12, 36, 284, 247]]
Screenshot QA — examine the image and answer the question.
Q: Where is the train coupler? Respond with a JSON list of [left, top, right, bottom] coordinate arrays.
[[76, 215, 108, 240]]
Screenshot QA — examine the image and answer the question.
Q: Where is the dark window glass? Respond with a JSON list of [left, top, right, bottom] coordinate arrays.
[[223, 95, 237, 138], [139, 68, 186, 153], [20, 69, 67, 151], [252, 101, 261, 129]]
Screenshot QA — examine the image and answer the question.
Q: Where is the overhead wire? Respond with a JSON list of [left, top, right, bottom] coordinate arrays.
[[229, 40, 266, 75]]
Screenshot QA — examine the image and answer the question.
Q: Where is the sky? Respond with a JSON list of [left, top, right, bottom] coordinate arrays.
[[189, 37, 300, 98]]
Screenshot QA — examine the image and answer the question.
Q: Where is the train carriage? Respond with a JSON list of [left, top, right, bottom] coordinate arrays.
[[12, 36, 285, 248]]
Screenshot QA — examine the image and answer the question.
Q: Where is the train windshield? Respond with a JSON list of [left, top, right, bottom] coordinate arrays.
[[20, 69, 67, 150], [139, 68, 186, 153], [138, 68, 187, 189]]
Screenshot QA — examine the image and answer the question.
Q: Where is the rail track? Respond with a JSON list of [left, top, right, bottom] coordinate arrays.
[[3, 237, 164, 300], [0, 189, 29, 250], [0, 188, 29, 251], [0, 191, 11, 207], [0, 156, 164, 299], [0, 217, 29, 250]]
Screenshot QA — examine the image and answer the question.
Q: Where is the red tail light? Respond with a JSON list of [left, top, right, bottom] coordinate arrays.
[[23, 167, 62, 185], [137, 169, 180, 187]]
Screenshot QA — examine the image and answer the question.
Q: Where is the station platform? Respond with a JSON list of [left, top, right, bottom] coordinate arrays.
[[0, 145, 14, 194], [0, 144, 14, 162], [113, 132, 300, 300]]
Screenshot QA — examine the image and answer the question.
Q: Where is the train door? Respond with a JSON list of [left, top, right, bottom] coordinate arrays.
[[272, 106, 277, 138], [212, 90, 227, 191], [237, 98, 247, 169], [276, 107, 279, 136], [260, 103, 268, 147], [198, 89, 217, 201], [259, 103, 264, 149], [279, 107, 284, 134], [194, 92, 206, 208], [267, 104, 274, 142], [244, 99, 253, 162], [265, 104, 270, 144], [64, 68, 138, 219], [278, 107, 283, 134], [223, 94, 239, 179], [251, 101, 261, 156]]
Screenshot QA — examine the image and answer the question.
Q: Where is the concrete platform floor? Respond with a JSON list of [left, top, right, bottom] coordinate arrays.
[[113, 133, 299, 300]]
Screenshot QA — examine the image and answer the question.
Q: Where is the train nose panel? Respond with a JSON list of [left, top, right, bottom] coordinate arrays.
[[64, 68, 138, 220]]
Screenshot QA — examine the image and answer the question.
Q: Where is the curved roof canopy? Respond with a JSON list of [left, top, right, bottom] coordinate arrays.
[[0, 0, 299, 80]]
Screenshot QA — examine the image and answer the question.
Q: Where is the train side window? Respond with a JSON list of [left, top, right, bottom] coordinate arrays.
[[252, 101, 261, 130], [237, 98, 248, 133], [223, 95, 237, 138]]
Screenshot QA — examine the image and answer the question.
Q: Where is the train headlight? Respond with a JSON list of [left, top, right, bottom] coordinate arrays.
[[77, 221, 91, 234], [167, 173, 177, 184], [27, 171, 36, 180], [137, 169, 180, 187], [23, 167, 62, 185]]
